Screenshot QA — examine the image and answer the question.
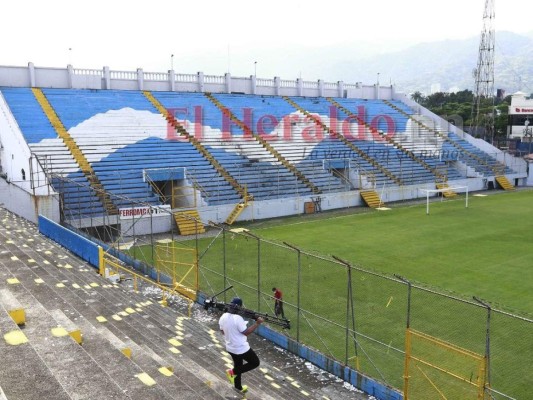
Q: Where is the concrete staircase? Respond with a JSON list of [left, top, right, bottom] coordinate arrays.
[[0, 207, 369, 400], [143, 90, 250, 202], [436, 182, 458, 198], [495, 175, 515, 191], [173, 209, 206, 236], [31, 88, 119, 216], [360, 190, 385, 208]]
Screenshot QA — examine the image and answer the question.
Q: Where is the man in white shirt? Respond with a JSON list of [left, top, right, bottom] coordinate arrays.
[[219, 297, 263, 394]]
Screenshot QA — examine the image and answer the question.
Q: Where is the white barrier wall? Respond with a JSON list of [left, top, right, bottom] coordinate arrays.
[[119, 214, 173, 238], [0, 177, 60, 223], [0, 91, 51, 196], [198, 177, 488, 225], [0, 63, 385, 100]]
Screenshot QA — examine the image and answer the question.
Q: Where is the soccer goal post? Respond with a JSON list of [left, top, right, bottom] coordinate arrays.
[[418, 186, 469, 215]]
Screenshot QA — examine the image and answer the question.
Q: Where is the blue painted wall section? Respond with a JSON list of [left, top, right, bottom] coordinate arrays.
[[38, 215, 100, 268], [38, 216, 165, 283], [258, 325, 403, 400], [68, 225, 168, 284]]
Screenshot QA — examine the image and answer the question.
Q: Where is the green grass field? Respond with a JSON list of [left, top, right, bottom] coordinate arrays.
[[247, 189, 533, 317], [128, 188, 533, 398]]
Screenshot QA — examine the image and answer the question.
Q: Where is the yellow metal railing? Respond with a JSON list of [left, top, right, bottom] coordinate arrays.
[[205, 92, 321, 194], [32, 88, 118, 215], [403, 328, 488, 400], [143, 90, 249, 200], [98, 248, 195, 316]]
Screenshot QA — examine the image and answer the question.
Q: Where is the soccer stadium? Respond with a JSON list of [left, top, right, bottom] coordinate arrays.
[[1, 5, 533, 398], [0, 62, 531, 399]]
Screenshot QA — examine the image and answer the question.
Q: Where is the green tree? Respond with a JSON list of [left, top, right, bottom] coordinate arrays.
[[410, 90, 509, 141], [410, 91, 425, 104]]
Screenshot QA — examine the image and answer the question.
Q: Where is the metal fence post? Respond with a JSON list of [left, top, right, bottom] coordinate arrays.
[[284, 242, 301, 342], [333, 255, 356, 366], [222, 228, 227, 303], [150, 210, 154, 265], [395, 274, 412, 400], [257, 237, 261, 311], [245, 231, 261, 311], [474, 296, 492, 398]]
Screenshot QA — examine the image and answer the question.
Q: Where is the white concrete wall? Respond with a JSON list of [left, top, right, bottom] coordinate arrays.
[[194, 177, 488, 227], [71, 69, 103, 89], [35, 66, 70, 88], [0, 88, 60, 222], [0, 63, 390, 100], [0, 66, 32, 87], [0, 91, 51, 196], [197, 191, 364, 224], [0, 177, 60, 223], [119, 214, 173, 237]]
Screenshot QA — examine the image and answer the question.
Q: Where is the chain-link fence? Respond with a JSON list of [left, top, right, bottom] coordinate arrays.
[[53, 177, 532, 400], [181, 225, 532, 399]]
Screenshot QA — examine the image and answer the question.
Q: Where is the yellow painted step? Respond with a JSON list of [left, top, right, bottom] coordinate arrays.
[[495, 176, 514, 191], [225, 202, 247, 225], [0, 289, 25, 326], [174, 210, 205, 236], [436, 183, 457, 198], [360, 190, 384, 208]]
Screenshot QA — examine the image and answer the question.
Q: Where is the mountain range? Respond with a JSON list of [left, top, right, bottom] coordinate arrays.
[[331, 31, 533, 95]]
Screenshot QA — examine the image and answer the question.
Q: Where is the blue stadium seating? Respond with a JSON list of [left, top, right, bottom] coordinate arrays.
[[0, 87, 57, 143], [153, 92, 322, 199], [445, 133, 513, 175], [92, 137, 240, 206], [42, 89, 156, 130], [0, 87, 518, 220], [211, 93, 349, 193]]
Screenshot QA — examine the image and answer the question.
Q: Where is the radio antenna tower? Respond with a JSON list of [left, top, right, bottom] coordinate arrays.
[[470, 0, 496, 142]]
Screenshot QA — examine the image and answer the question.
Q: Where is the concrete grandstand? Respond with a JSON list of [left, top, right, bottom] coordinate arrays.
[[0, 63, 529, 399], [0, 63, 527, 233]]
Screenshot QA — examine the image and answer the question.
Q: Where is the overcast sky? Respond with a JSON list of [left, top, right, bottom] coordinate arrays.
[[2, 0, 531, 81]]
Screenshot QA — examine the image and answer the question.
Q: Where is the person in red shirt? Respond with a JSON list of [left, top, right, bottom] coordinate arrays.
[[272, 287, 285, 319]]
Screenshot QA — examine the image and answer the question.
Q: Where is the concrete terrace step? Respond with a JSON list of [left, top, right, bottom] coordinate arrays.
[[0, 207, 371, 400], [0, 225, 271, 399], [0, 301, 71, 400], [0, 275, 131, 399], [0, 243, 228, 400]]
